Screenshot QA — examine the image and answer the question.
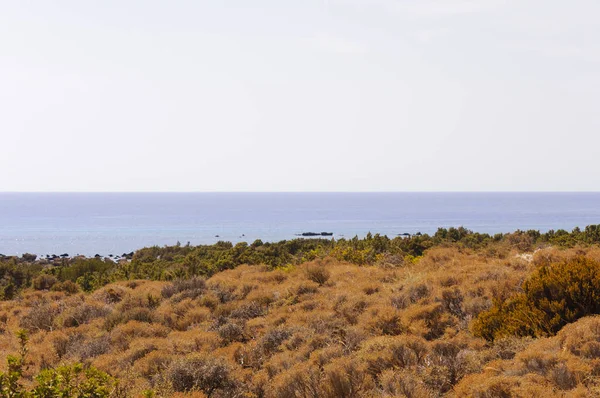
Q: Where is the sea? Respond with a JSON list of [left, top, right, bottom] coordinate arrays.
[[1, 192, 599, 257]]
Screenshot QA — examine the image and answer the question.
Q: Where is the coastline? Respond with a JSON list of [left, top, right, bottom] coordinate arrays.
[[3, 192, 600, 256], [2, 223, 598, 265]]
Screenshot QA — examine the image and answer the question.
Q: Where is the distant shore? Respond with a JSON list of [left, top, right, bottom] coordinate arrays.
[[2, 224, 599, 262], [3, 192, 600, 257]]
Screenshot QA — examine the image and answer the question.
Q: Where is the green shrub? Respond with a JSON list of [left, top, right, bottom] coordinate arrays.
[[0, 330, 113, 397], [473, 257, 600, 341], [51, 280, 80, 295], [32, 364, 113, 397], [0, 330, 28, 397], [32, 274, 58, 291]]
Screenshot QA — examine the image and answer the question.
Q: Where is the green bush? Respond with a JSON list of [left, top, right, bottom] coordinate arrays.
[[0, 330, 113, 398], [32, 364, 112, 397], [32, 274, 58, 291], [3, 225, 600, 299], [473, 257, 600, 341]]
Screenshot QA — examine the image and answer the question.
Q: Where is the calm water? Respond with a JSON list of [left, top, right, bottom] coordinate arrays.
[[0, 192, 599, 256]]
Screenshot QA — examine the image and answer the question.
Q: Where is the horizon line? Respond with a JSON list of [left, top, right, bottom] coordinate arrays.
[[1, 191, 600, 194]]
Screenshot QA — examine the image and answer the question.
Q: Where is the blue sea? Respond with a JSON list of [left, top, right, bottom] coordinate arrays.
[[1, 192, 599, 256]]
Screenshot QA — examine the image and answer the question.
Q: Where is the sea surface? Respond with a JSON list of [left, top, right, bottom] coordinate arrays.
[[1, 192, 599, 256]]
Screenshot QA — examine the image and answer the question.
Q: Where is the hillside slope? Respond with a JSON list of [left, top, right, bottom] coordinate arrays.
[[1, 246, 599, 396]]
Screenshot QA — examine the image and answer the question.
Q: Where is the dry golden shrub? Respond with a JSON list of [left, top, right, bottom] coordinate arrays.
[[170, 392, 208, 398], [163, 354, 238, 396], [558, 316, 600, 358], [391, 282, 432, 310], [2, 247, 600, 396], [268, 361, 321, 398], [92, 284, 131, 304], [364, 305, 405, 336], [378, 369, 430, 398], [59, 298, 111, 328], [109, 321, 170, 352], [19, 300, 61, 332], [304, 262, 331, 286], [532, 246, 572, 267], [51, 280, 80, 295], [419, 246, 460, 269], [131, 349, 173, 380], [357, 335, 428, 376], [455, 316, 600, 396], [322, 356, 374, 398]]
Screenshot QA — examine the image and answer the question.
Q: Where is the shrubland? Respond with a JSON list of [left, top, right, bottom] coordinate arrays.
[[1, 227, 600, 396]]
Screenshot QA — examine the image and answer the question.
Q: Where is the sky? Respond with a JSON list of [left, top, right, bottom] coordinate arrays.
[[1, 0, 599, 192]]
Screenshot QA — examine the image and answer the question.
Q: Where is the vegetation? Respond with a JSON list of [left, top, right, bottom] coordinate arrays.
[[0, 330, 113, 397], [474, 256, 600, 341], [1, 225, 600, 298], [1, 226, 600, 396]]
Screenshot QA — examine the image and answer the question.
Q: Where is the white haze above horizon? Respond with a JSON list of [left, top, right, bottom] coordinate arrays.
[[1, 1, 599, 192]]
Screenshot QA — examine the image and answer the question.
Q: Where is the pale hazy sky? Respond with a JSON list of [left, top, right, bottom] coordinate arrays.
[[1, 1, 599, 192]]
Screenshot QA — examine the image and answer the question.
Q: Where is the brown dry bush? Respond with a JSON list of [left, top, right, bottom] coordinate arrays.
[[439, 287, 465, 319], [217, 322, 246, 344], [358, 335, 428, 377], [164, 354, 238, 396], [378, 369, 430, 398], [490, 336, 534, 360], [32, 274, 58, 290], [294, 281, 320, 296], [20, 301, 60, 332], [259, 327, 294, 357], [420, 247, 458, 268], [52, 331, 83, 359], [504, 231, 535, 252], [391, 283, 431, 309], [376, 253, 405, 268], [93, 285, 130, 304], [558, 316, 600, 358], [50, 330, 111, 361], [304, 263, 331, 286], [208, 282, 236, 304], [366, 306, 405, 336], [161, 277, 206, 301], [103, 295, 161, 330], [77, 334, 112, 361], [4, 246, 600, 396], [406, 303, 455, 340], [109, 321, 170, 351], [229, 301, 266, 320], [334, 296, 369, 325], [362, 285, 379, 295], [0, 312, 8, 334], [456, 316, 600, 396], [51, 280, 80, 294], [60, 301, 111, 328], [133, 350, 173, 380], [269, 362, 322, 398], [322, 356, 374, 398]]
